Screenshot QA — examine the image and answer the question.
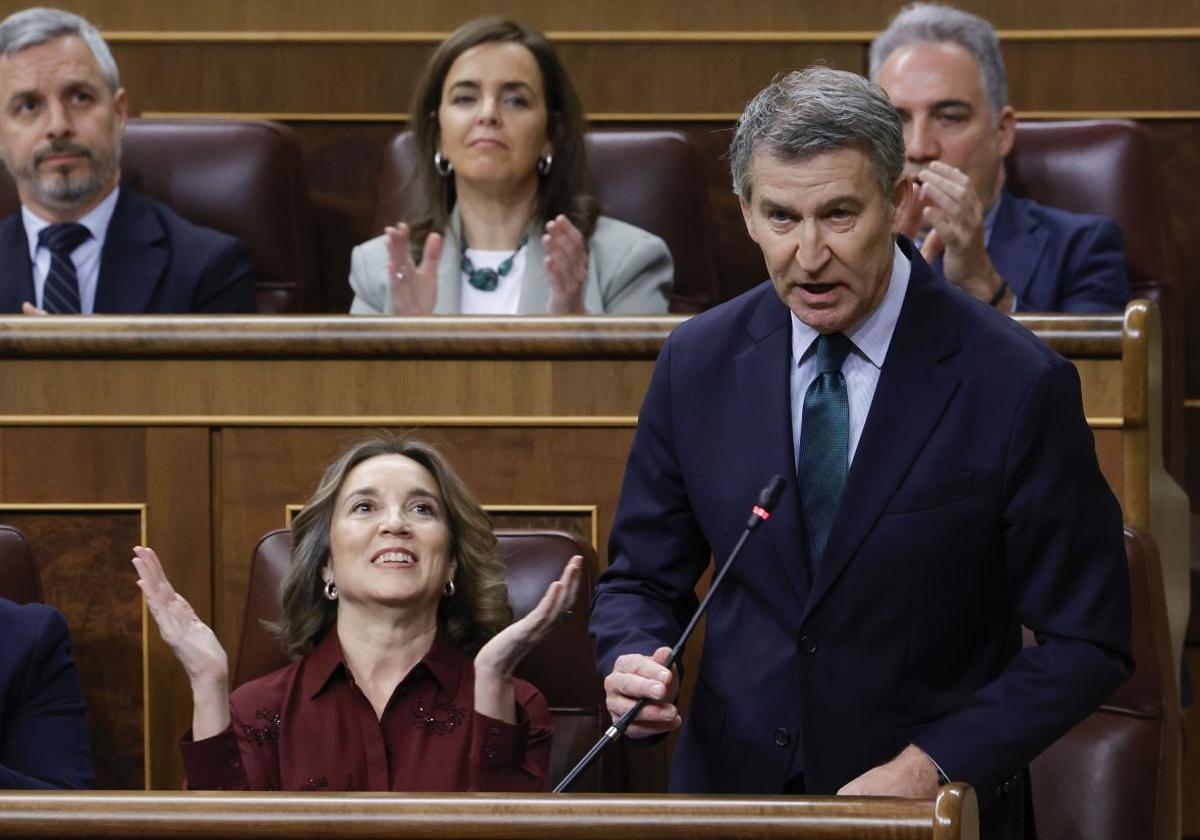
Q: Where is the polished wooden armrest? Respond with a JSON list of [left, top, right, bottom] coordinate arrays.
[[0, 785, 977, 840]]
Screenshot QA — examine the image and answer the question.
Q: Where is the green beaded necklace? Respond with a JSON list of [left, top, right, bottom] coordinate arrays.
[[460, 234, 529, 292]]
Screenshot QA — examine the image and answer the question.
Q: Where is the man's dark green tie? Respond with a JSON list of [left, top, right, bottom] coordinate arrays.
[[798, 332, 853, 572]]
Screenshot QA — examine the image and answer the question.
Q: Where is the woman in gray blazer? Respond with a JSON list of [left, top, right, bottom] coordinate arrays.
[[348, 18, 673, 316]]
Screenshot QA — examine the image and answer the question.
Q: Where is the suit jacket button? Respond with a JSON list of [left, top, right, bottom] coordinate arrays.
[[774, 727, 790, 747], [800, 634, 817, 654]]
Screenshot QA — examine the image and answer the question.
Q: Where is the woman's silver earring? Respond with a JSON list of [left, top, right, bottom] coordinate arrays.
[[537, 153, 553, 175], [434, 151, 453, 177], [443, 578, 456, 597], [324, 580, 338, 601]]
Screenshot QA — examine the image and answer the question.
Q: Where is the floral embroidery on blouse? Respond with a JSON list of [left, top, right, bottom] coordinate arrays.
[[412, 695, 467, 736], [240, 707, 281, 745]]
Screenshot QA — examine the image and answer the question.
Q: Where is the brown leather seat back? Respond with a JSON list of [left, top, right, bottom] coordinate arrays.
[[1007, 120, 1183, 479], [235, 527, 605, 790], [1007, 120, 1174, 305], [375, 130, 717, 313], [0, 525, 42, 604], [1030, 526, 1179, 840], [0, 119, 317, 313]]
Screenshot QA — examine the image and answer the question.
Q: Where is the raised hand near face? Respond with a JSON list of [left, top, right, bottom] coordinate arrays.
[[542, 215, 589, 314], [473, 555, 583, 723], [385, 223, 444, 315], [131, 545, 231, 739], [908, 161, 1008, 308]]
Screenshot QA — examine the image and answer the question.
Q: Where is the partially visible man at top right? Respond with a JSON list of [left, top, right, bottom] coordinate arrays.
[[871, 3, 1131, 313]]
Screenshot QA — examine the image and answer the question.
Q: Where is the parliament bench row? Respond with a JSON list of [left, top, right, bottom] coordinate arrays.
[[0, 118, 1178, 322], [0, 518, 1178, 839]]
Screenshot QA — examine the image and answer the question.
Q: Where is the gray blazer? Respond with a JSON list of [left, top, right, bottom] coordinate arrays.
[[348, 211, 673, 315]]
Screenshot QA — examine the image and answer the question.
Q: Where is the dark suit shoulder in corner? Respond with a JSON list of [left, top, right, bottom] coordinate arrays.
[[0, 596, 94, 790], [0, 211, 36, 313]]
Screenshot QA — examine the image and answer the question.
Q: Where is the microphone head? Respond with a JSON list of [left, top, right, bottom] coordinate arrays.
[[758, 475, 786, 512]]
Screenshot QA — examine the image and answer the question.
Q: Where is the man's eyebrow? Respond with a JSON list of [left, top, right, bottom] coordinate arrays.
[[930, 98, 973, 111], [759, 198, 795, 215], [4, 87, 39, 104]]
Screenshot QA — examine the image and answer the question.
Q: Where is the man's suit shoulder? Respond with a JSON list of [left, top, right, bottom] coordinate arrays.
[[1009, 192, 1118, 239], [933, 262, 1076, 401], [668, 280, 778, 350], [0, 599, 68, 672], [122, 189, 244, 257]]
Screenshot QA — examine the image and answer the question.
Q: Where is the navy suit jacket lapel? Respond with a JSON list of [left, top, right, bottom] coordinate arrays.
[[94, 189, 168, 313], [987, 189, 1047, 310], [735, 287, 811, 603], [801, 245, 962, 623], [0, 214, 35, 312]]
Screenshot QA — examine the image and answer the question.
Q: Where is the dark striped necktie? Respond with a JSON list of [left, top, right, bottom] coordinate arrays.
[[38, 223, 91, 314], [797, 331, 854, 572]]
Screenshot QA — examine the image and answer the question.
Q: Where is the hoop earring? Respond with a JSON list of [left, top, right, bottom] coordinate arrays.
[[323, 580, 338, 601], [443, 578, 456, 597], [434, 151, 453, 177], [537, 153, 553, 175]]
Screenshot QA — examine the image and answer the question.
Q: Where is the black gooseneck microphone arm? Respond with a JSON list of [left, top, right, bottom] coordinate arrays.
[[553, 475, 787, 793]]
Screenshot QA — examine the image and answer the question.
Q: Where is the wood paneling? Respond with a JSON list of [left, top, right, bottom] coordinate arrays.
[[1002, 41, 1200, 112], [112, 39, 1200, 118], [36, 0, 1200, 31], [0, 510, 144, 790], [112, 42, 863, 117]]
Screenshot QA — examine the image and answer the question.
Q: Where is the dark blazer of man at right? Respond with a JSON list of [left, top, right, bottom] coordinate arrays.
[[592, 66, 1132, 840], [870, 2, 1130, 313]]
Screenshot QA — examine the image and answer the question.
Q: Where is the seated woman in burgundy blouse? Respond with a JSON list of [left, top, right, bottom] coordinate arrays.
[[131, 435, 579, 792]]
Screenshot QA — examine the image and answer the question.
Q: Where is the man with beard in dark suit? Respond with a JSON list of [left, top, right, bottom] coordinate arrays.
[[0, 7, 255, 314]]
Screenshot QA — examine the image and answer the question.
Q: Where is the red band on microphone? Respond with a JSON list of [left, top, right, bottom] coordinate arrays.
[[752, 505, 771, 521]]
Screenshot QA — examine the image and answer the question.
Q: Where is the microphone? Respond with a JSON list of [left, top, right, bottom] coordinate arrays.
[[553, 474, 787, 793]]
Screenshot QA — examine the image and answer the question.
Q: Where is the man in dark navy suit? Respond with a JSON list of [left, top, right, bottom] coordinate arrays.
[[870, 3, 1129, 313], [0, 8, 255, 314], [0, 596, 93, 788], [590, 67, 1131, 840]]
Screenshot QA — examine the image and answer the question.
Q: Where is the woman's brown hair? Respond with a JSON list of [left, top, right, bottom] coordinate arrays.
[[405, 16, 599, 256], [273, 435, 511, 658]]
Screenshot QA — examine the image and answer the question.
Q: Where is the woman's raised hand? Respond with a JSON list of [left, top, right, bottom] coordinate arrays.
[[132, 546, 232, 739], [472, 556, 583, 723], [385, 223, 443, 315], [543, 215, 589, 314]]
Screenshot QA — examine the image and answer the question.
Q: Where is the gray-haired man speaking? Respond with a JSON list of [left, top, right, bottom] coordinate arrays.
[[591, 66, 1131, 840]]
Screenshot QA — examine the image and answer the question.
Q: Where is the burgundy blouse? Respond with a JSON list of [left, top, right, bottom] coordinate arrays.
[[180, 629, 552, 792]]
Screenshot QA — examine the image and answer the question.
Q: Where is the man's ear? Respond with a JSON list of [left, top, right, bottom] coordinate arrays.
[[890, 174, 915, 235], [739, 194, 759, 243], [113, 87, 129, 132], [995, 105, 1016, 158]]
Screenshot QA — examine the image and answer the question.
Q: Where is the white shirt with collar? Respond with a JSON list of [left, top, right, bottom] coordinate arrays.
[[790, 242, 912, 471], [22, 187, 120, 314]]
